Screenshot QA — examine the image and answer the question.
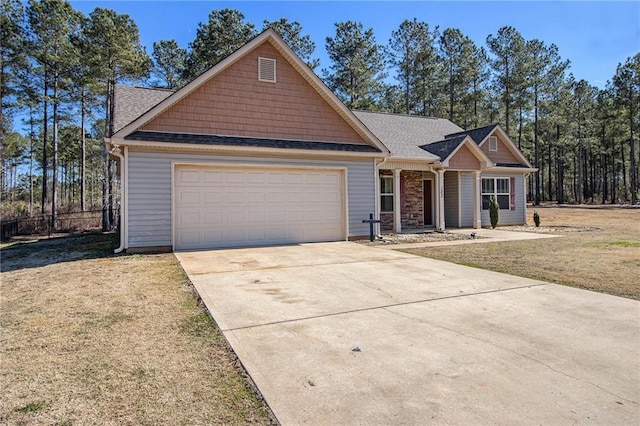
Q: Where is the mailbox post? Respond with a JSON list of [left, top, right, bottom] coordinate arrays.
[[362, 214, 381, 242]]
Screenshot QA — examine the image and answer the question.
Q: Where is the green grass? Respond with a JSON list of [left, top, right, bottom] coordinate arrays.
[[606, 240, 640, 248], [13, 401, 45, 414]]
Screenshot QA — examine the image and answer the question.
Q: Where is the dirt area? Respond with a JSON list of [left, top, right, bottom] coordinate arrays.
[[0, 233, 275, 425], [357, 230, 483, 245], [400, 205, 640, 300]]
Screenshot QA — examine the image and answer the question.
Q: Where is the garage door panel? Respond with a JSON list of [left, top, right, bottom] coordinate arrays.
[[175, 166, 345, 250]]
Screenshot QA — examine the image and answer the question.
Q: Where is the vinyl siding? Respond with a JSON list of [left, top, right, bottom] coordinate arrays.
[[141, 42, 368, 145], [127, 149, 375, 248], [480, 173, 526, 226], [459, 172, 475, 227], [444, 172, 459, 228]]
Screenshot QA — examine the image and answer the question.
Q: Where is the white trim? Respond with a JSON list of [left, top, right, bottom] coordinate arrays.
[[474, 171, 482, 229], [477, 125, 533, 168], [393, 169, 401, 233], [441, 137, 493, 169], [485, 166, 537, 173], [111, 145, 125, 253], [123, 146, 129, 249], [437, 170, 445, 231], [112, 29, 389, 155], [488, 136, 498, 151], [170, 162, 349, 250], [258, 56, 276, 83], [457, 172, 462, 227], [109, 137, 386, 159]]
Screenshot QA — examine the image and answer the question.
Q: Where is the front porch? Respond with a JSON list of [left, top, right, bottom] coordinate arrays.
[[377, 167, 482, 234]]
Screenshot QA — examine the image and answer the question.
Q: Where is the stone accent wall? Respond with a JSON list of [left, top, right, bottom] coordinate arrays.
[[380, 212, 393, 231], [378, 170, 431, 232], [400, 171, 424, 228]]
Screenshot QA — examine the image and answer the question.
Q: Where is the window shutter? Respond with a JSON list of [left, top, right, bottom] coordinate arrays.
[[258, 57, 276, 82], [510, 177, 516, 210]]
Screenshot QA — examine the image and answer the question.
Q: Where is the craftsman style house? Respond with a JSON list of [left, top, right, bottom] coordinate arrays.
[[108, 29, 534, 251]]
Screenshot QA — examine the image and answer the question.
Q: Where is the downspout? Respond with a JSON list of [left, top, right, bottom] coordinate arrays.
[[109, 143, 125, 253]]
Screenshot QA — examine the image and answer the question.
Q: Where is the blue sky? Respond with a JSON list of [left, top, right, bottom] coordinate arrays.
[[67, 1, 639, 88]]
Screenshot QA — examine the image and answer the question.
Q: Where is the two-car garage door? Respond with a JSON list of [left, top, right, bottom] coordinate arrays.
[[174, 165, 346, 250]]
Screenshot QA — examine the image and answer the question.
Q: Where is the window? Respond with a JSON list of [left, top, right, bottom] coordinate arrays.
[[258, 57, 276, 82], [380, 177, 394, 212], [488, 136, 498, 152], [482, 177, 510, 210]]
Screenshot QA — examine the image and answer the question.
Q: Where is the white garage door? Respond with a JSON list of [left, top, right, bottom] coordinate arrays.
[[174, 165, 345, 250]]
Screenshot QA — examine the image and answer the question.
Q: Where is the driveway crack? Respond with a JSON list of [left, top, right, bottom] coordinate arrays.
[[383, 308, 638, 406]]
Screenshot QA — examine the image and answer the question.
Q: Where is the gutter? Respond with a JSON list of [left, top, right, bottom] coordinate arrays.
[[109, 143, 126, 254]]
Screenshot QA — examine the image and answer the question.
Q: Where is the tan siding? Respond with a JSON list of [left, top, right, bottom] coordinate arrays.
[[448, 144, 481, 170], [481, 134, 520, 164], [142, 42, 368, 145]]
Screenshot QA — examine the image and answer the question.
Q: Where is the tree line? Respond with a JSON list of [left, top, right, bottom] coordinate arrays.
[[1, 1, 638, 229]]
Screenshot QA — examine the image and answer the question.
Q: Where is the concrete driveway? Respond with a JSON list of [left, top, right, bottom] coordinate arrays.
[[175, 242, 639, 425]]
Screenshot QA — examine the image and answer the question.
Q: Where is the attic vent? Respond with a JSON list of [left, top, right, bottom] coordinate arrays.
[[489, 136, 498, 151], [258, 57, 276, 83]]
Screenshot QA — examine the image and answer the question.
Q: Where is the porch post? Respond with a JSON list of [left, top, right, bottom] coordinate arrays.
[[393, 169, 401, 233], [474, 171, 482, 229], [437, 169, 445, 231]]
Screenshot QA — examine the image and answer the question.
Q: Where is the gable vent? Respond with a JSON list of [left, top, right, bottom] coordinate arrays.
[[258, 57, 276, 83]]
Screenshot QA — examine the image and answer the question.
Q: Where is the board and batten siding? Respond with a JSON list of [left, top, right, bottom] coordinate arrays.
[[480, 173, 526, 226], [459, 172, 475, 227], [126, 150, 376, 248], [444, 172, 459, 228]]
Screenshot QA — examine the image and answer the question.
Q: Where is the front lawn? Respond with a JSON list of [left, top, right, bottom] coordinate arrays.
[[399, 206, 640, 300], [0, 233, 275, 425]]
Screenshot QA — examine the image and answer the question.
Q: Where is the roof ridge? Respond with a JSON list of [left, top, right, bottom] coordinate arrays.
[[352, 110, 447, 121]]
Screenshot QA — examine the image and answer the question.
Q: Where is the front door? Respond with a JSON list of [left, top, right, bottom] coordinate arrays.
[[423, 180, 433, 226]]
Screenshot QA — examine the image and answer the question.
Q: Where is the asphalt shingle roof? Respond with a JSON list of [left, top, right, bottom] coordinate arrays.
[[419, 135, 467, 159], [125, 131, 382, 153], [352, 111, 464, 160], [113, 85, 174, 133], [445, 123, 498, 145]]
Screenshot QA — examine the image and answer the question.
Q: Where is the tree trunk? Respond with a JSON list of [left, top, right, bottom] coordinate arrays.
[[42, 75, 48, 215], [81, 88, 86, 212], [534, 86, 540, 205], [51, 72, 59, 230]]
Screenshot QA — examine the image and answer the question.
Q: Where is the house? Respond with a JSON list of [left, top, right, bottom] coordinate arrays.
[[108, 29, 534, 252]]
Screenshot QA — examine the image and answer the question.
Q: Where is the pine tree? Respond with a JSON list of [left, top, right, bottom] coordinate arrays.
[[152, 39, 186, 89], [525, 39, 570, 204], [439, 28, 476, 125], [83, 7, 151, 230], [487, 26, 526, 135], [26, 0, 82, 227], [323, 21, 386, 110], [387, 18, 437, 115], [263, 18, 318, 69], [183, 9, 255, 81], [612, 54, 639, 205]]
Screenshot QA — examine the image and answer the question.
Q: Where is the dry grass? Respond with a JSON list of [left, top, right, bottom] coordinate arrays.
[[0, 233, 275, 425], [400, 206, 640, 300]]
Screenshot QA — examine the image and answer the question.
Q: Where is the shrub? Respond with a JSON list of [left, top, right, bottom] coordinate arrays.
[[533, 211, 540, 227], [489, 196, 499, 229]]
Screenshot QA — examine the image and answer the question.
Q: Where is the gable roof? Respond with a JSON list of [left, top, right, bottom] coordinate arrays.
[[420, 135, 467, 159], [352, 111, 463, 160], [111, 29, 388, 154]]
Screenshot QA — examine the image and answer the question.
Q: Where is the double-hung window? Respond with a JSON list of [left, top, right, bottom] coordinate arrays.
[[380, 177, 394, 212], [482, 177, 510, 210]]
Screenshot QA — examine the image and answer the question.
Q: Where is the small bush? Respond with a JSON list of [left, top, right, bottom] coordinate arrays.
[[533, 211, 540, 227], [489, 196, 499, 229]]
